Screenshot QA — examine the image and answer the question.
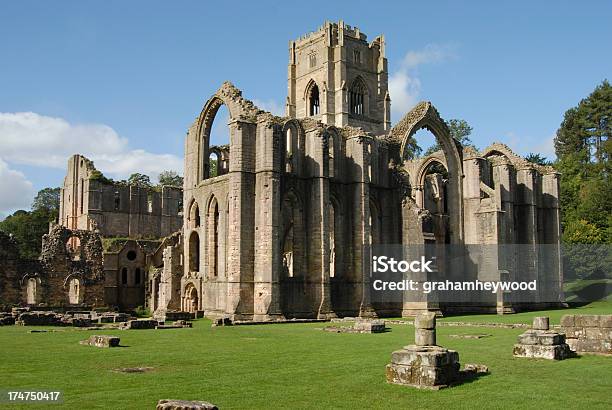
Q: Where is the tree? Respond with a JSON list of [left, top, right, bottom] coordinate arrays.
[[554, 80, 611, 243], [158, 170, 183, 187], [525, 153, 551, 166], [32, 187, 60, 212], [127, 173, 152, 188], [0, 187, 62, 258], [424, 119, 474, 156]]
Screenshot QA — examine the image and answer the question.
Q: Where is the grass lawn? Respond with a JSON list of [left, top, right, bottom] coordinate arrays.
[[0, 303, 611, 409], [437, 301, 612, 325]]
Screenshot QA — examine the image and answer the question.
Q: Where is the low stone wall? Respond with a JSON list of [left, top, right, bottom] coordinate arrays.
[[560, 314, 612, 355]]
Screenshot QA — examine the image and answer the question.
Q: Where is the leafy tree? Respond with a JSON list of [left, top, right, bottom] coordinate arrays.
[[127, 173, 152, 188], [209, 159, 218, 177], [32, 187, 60, 212], [0, 186, 62, 258], [424, 119, 474, 156], [158, 170, 183, 187], [554, 80, 611, 243], [525, 153, 551, 165]]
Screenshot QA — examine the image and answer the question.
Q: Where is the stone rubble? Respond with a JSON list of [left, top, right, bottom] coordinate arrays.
[[156, 399, 218, 410], [80, 335, 120, 348]]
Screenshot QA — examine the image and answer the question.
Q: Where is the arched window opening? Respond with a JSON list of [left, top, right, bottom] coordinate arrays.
[[209, 152, 220, 177], [68, 278, 80, 304], [26, 278, 38, 305], [189, 231, 200, 272], [208, 198, 220, 277], [184, 284, 199, 313], [114, 191, 121, 210], [349, 80, 366, 116], [205, 104, 230, 180], [134, 268, 141, 285], [66, 236, 81, 260], [121, 268, 128, 285], [309, 84, 320, 116], [309, 52, 317, 68], [189, 202, 200, 229], [147, 192, 153, 213], [285, 127, 296, 173]]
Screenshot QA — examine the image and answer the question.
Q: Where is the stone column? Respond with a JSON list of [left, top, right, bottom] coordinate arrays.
[[347, 135, 376, 318], [226, 119, 257, 320], [253, 116, 283, 321], [304, 126, 334, 319]]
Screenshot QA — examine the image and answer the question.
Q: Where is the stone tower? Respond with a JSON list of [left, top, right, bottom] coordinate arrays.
[[286, 20, 391, 135]]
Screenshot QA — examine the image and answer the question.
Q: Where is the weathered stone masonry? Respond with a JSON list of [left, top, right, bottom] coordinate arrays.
[[177, 21, 563, 321]]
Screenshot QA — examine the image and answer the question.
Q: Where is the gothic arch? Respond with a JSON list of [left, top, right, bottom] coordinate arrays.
[[188, 199, 200, 229], [348, 76, 369, 116], [304, 79, 321, 116], [282, 119, 305, 174], [63, 273, 84, 305], [195, 82, 261, 180], [391, 102, 464, 243], [416, 155, 449, 188]]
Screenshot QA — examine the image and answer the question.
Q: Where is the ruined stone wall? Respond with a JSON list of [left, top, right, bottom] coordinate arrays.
[[19, 224, 107, 308], [59, 154, 182, 239], [560, 314, 612, 355], [103, 239, 157, 310]]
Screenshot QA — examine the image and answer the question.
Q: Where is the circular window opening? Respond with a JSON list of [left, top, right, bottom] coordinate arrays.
[[126, 250, 137, 261]]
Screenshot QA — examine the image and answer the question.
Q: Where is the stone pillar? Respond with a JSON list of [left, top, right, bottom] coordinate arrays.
[[226, 119, 257, 320], [348, 136, 376, 318], [253, 116, 283, 321], [386, 312, 460, 389], [304, 126, 334, 319], [415, 312, 436, 346]]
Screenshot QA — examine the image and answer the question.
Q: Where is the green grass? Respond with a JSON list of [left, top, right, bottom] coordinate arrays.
[[437, 301, 612, 325], [1, 303, 611, 409]]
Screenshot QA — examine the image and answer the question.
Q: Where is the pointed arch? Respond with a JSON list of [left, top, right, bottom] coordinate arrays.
[[188, 199, 200, 229], [304, 79, 320, 116], [391, 102, 464, 243], [349, 76, 369, 116], [195, 82, 261, 181]]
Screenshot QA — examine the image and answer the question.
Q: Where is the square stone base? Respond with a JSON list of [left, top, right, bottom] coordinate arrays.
[[512, 343, 573, 360], [386, 345, 460, 388]]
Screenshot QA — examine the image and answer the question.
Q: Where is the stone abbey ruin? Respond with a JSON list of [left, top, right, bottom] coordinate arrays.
[[0, 21, 564, 320]]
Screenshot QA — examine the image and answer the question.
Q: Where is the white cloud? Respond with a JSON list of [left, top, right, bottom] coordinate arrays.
[[253, 99, 285, 116], [0, 112, 183, 181], [389, 44, 456, 121], [0, 158, 35, 215]]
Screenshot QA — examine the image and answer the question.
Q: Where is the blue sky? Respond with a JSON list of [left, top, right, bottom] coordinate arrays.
[[0, 0, 610, 218]]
